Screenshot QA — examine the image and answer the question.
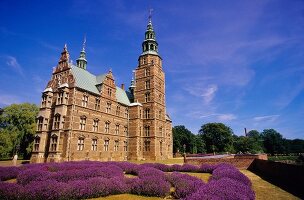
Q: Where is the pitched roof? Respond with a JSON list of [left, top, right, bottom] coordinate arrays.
[[70, 65, 130, 106]]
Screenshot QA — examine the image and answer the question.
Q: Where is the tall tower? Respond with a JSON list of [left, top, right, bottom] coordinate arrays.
[[132, 15, 168, 160]]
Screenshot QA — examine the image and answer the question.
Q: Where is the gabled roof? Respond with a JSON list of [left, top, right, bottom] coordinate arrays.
[[70, 65, 130, 106], [71, 65, 100, 94]]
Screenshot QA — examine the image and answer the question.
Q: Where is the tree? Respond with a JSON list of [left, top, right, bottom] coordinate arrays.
[[261, 129, 284, 155], [0, 103, 39, 159], [172, 125, 204, 154], [233, 136, 263, 154], [198, 123, 234, 153]]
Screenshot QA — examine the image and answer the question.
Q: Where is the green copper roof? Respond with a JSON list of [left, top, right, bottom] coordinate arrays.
[[116, 86, 131, 105], [70, 65, 130, 105], [71, 65, 99, 94]]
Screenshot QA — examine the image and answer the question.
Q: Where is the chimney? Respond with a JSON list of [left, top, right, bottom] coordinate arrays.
[[244, 128, 247, 136], [121, 83, 125, 90]]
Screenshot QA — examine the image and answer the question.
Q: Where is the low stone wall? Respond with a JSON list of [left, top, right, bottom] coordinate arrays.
[[248, 159, 304, 199], [185, 154, 267, 169]]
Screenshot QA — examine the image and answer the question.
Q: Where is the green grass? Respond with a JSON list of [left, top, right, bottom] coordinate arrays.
[[268, 156, 298, 162]]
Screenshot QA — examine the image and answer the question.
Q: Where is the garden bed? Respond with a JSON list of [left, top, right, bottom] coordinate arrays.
[[0, 161, 254, 199]]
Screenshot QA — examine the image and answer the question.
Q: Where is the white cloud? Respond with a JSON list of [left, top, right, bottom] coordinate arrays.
[[201, 84, 218, 104], [4, 56, 24, 76], [253, 115, 280, 122], [200, 113, 237, 121], [217, 114, 237, 121]]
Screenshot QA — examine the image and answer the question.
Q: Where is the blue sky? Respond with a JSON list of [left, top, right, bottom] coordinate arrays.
[[0, 0, 303, 139]]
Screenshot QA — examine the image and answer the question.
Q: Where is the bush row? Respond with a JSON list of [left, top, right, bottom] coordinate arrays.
[[0, 161, 254, 199]]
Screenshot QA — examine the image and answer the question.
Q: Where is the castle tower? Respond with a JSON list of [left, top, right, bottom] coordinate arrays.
[[130, 15, 171, 160]]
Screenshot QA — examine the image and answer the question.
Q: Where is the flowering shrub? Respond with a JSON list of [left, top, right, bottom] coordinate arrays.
[[167, 172, 205, 199], [0, 167, 21, 181], [130, 176, 170, 197], [185, 177, 255, 200], [0, 161, 254, 199]]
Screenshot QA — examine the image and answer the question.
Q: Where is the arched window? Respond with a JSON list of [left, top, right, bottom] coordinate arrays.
[[37, 117, 43, 131], [50, 135, 58, 151], [34, 136, 40, 151]]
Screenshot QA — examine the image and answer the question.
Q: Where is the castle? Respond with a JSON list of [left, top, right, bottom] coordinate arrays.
[[30, 16, 173, 163]]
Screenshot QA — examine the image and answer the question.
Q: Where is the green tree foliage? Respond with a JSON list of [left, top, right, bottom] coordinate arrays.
[[172, 125, 205, 154], [0, 103, 39, 159], [261, 129, 285, 155], [198, 123, 234, 153], [233, 136, 263, 154]]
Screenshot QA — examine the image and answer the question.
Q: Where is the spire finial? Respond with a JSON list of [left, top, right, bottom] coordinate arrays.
[[149, 8, 153, 22], [82, 34, 86, 51], [64, 43, 68, 51]]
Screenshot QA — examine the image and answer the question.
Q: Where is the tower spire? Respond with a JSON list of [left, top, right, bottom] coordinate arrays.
[[141, 9, 158, 56], [76, 36, 88, 70]]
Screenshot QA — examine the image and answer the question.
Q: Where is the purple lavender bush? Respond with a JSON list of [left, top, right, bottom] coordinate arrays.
[[0, 182, 25, 200], [130, 176, 170, 197], [167, 172, 205, 199], [185, 177, 255, 200], [0, 166, 21, 181], [211, 164, 251, 186]]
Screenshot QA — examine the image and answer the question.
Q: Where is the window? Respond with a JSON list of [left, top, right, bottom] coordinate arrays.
[[145, 108, 150, 119], [145, 93, 150, 102], [82, 95, 88, 107], [37, 117, 43, 131], [42, 95, 47, 107], [44, 118, 48, 130], [145, 69, 150, 76], [104, 140, 109, 151], [77, 138, 85, 151], [105, 121, 110, 133], [114, 140, 119, 151], [80, 116, 86, 130], [144, 126, 150, 137], [124, 126, 128, 136], [54, 114, 60, 130], [116, 106, 120, 116], [107, 88, 112, 97], [145, 80, 150, 89], [50, 135, 58, 151], [125, 108, 128, 118], [93, 119, 99, 132], [159, 127, 163, 137], [144, 141, 150, 151], [106, 102, 111, 113], [115, 124, 120, 135], [159, 110, 162, 119], [159, 94, 162, 102], [91, 139, 97, 151], [95, 98, 100, 110], [124, 141, 128, 152], [34, 137, 40, 151], [57, 92, 63, 105], [140, 126, 142, 136]]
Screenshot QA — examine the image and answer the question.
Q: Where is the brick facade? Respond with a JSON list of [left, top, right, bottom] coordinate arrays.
[[30, 19, 173, 163]]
